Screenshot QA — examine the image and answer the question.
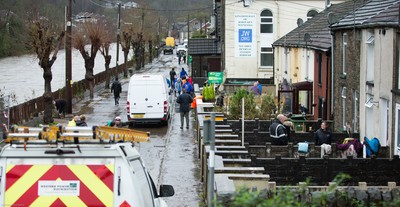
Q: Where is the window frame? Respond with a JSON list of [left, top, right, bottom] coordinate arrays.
[[260, 9, 273, 34], [260, 47, 273, 67], [366, 31, 374, 82], [341, 86, 347, 131], [342, 33, 347, 75]]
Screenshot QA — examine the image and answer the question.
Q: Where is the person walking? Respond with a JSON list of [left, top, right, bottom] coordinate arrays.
[[178, 52, 182, 65], [169, 68, 176, 89], [182, 77, 193, 95], [176, 88, 193, 129], [175, 78, 182, 96], [180, 68, 188, 79], [111, 77, 122, 105]]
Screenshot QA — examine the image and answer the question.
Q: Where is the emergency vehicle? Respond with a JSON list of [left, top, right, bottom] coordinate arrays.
[[0, 125, 174, 207]]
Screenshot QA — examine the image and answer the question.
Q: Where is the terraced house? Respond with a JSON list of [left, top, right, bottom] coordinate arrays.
[[331, 0, 400, 157]]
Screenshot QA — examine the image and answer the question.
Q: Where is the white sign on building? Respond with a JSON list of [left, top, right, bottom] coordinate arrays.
[[234, 13, 256, 58]]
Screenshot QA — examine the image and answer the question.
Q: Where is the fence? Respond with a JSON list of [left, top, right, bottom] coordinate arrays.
[[5, 62, 130, 125]]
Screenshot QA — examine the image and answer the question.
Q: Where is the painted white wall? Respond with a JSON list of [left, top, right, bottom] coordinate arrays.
[[359, 28, 394, 147], [224, 0, 341, 80]]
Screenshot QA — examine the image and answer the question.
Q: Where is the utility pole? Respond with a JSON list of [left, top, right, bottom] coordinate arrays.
[[141, 11, 145, 67], [65, 0, 72, 114], [187, 14, 190, 71], [116, 3, 121, 72]]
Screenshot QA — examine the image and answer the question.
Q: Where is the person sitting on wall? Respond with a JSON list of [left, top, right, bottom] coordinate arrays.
[[269, 114, 289, 145], [314, 121, 332, 146]]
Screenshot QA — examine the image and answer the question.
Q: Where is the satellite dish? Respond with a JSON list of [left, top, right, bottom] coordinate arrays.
[[304, 33, 311, 42], [327, 12, 338, 25], [297, 18, 304, 27]]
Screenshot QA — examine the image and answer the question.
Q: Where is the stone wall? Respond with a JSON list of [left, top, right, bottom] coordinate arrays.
[[251, 155, 400, 186]]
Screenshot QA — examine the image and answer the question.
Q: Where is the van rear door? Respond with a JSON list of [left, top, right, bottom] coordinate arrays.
[[3, 158, 116, 207], [130, 81, 148, 119], [145, 83, 165, 119]]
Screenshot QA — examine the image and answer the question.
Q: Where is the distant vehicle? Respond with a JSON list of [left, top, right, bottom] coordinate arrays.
[[127, 74, 171, 125], [0, 127, 175, 207], [164, 37, 175, 55], [163, 46, 173, 55], [176, 45, 187, 54]]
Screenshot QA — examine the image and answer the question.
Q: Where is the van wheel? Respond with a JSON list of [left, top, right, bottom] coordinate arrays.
[[128, 122, 135, 128]]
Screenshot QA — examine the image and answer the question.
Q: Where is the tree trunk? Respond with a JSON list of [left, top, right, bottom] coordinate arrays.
[[85, 58, 95, 99], [134, 47, 140, 70], [149, 41, 153, 61], [140, 43, 145, 67], [43, 65, 53, 124], [104, 55, 111, 89], [123, 50, 129, 77]]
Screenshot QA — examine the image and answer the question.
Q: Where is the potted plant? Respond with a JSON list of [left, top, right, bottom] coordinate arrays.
[[202, 84, 216, 103]]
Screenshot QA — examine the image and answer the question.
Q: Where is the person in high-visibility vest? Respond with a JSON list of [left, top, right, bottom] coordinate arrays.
[[191, 95, 203, 109]]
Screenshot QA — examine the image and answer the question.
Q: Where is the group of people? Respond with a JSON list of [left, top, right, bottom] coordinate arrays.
[[169, 67, 193, 96], [67, 115, 88, 127], [177, 51, 186, 65], [269, 114, 332, 147], [251, 81, 263, 96]]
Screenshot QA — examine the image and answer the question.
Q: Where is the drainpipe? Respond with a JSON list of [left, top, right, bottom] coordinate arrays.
[[331, 32, 334, 121], [275, 0, 280, 38]]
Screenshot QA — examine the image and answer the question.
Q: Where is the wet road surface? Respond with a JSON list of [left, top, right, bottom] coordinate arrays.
[[70, 53, 202, 206]]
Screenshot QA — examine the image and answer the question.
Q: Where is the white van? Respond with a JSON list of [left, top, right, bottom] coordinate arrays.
[[127, 74, 171, 125]]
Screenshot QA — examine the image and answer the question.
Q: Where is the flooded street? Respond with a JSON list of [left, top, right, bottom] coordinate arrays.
[[63, 52, 202, 206]]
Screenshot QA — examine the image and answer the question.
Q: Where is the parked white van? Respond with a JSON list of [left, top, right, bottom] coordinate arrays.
[[127, 74, 171, 125]]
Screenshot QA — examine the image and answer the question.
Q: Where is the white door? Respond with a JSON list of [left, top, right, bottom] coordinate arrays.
[[395, 104, 400, 155], [379, 98, 389, 146]]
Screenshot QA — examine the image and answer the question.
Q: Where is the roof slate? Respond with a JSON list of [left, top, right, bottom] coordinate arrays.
[[332, 0, 400, 28], [273, 0, 369, 50]]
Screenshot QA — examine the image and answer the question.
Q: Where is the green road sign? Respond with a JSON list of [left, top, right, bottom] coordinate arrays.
[[208, 72, 223, 84]]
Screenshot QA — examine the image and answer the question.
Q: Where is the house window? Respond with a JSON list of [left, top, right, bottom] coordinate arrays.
[[260, 10, 273, 33], [318, 53, 322, 84], [341, 87, 347, 131], [366, 31, 374, 82], [261, 47, 273, 67], [307, 10, 318, 20], [342, 33, 347, 75]]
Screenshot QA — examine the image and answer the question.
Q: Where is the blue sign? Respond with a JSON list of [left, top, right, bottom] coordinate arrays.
[[238, 29, 252, 43]]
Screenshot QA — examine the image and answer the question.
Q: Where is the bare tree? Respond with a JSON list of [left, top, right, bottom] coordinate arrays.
[[120, 27, 132, 78], [72, 22, 105, 99], [27, 20, 65, 124], [99, 27, 113, 89]]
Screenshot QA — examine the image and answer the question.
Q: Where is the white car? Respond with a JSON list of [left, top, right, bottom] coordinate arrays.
[[176, 45, 187, 54]]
